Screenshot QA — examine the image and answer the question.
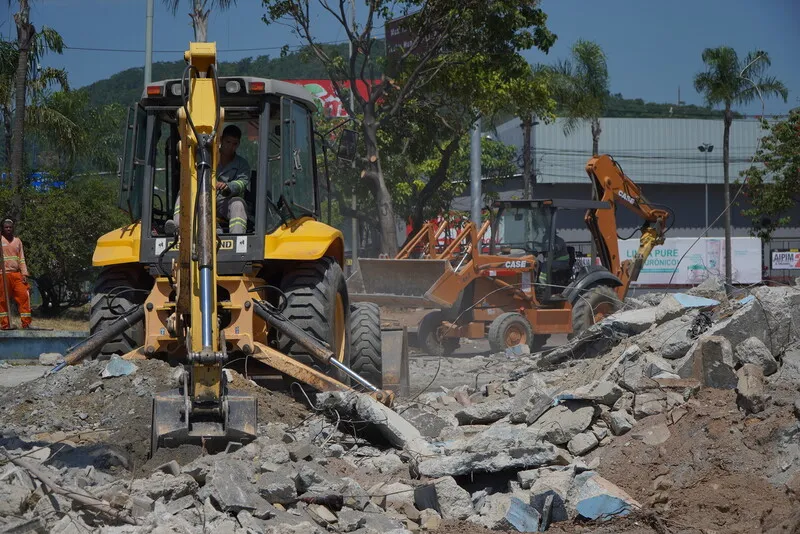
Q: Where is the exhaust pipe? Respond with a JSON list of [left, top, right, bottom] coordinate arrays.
[[51, 306, 145, 373]]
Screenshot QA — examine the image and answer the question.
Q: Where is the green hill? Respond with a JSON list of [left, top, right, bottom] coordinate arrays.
[[86, 44, 351, 108], [86, 45, 728, 119]]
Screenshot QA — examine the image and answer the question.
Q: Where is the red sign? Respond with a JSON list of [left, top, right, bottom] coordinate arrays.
[[283, 79, 375, 118]]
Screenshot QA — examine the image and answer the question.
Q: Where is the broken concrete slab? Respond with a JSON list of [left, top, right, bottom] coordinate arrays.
[[656, 293, 719, 325], [530, 468, 574, 522], [644, 354, 675, 378], [414, 476, 473, 520], [454, 397, 513, 425], [472, 494, 541, 531], [509, 374, 552, 424], [553, 381, 623, 407], [38, 353, 62, 366], [337, 508, 366, 532], [735, 336, 778, 376], [415, 443, 564, 478], [751, 286, 800, 354], [696, 299, 768, 353], [687, 276, 728, 303], [645, 316, 693, 360], [316, 392, 431, 456], [199, 458, 269, 513], [517, 469, 540, 490], [131, 471, 198, 502], [574, 473, 641, 520], [255, 472, 296, 504], [567, 431, 599, 456], [532, 401, 596, 445], [101, 355, 138, 378], [374, 482, 415, 511], [399, 406, 455, 438], [736, 364, 768, 415], [418, 508, 442, 530], [606, 410, 635, 436], [634, 391, 668, 419], [690, 336, 738, 389], [603, 307, 657, 336], [0, 482, 29, 515]]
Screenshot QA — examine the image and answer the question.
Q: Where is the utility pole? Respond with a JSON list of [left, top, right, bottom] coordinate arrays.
[[469, 117, 482, 228], [349, 0, 358, 272], [144, 0, 154, 86], [698, 143, 714, 230]]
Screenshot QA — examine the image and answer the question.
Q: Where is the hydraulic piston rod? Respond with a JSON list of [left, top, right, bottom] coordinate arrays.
[[196, 139, 215, 350]]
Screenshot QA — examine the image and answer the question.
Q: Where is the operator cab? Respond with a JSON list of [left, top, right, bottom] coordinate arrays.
[[118, 77, 320, 275], [490, 199, 609, 301]]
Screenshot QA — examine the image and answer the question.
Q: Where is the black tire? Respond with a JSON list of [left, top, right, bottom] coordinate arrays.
[[279, 257, 351, 384], [89, 265, 151, 360], [350, 302, 383, 389], [418, 311, 459, 356], [570, 284, 622, 340], [488, 312, 533, 354]]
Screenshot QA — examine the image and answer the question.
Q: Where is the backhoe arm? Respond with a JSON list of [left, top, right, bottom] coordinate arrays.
[[584, 155, 671, 300]]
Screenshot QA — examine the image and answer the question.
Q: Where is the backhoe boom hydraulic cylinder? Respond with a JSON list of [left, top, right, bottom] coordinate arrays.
[[196, 140, 215, 350], [52, 306, 146, 373], [252, 300, 379, 392]]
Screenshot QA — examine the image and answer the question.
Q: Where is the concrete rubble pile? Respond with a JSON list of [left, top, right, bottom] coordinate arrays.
[[0, 277, 798, 533]]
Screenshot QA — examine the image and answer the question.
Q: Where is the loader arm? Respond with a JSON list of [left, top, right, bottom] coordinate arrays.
[[584, 155, 671, 300]]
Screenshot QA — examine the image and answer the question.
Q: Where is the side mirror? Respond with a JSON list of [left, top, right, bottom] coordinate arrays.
[[337, 129, 358, 163]]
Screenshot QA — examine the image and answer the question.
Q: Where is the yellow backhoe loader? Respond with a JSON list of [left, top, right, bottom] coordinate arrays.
[[54, 43, 393, 456]]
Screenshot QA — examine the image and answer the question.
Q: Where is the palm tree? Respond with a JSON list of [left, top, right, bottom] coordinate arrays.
[[694, 47, 787, 289], [162, 0, 237, 42], [553, 40, 609, 155], [6, 0, 64, 217], [551, 40, 608, 261]]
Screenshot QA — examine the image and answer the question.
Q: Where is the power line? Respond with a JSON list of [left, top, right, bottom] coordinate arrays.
[[62, 36, 361, 55]]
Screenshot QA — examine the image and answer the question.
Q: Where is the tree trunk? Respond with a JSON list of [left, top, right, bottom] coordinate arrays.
[[591, 118, 601, 156], [521, 116, 533, 199], [3, 106, 12, 165], [722, 107, 733, 292], [190, 2, 209, 42], [10, 1, 34, 220], [362, 107, 398, 255], [411, 137, 460, 234]]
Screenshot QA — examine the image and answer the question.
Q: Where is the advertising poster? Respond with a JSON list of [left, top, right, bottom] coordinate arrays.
[[771, 251, 800, 270], [618, 237, 762, 285]]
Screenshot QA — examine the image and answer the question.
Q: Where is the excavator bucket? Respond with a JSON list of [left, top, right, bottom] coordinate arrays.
[[350, 258, 451, 308], [151, 388, 257, 456]]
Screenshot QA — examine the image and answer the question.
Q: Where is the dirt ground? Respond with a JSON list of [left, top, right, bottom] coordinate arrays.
[[0, 358, 309, 474]]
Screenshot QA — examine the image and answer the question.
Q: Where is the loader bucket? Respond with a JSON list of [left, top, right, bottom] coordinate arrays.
[[350, 258, 451, 308], [150, 388, 257, 456]]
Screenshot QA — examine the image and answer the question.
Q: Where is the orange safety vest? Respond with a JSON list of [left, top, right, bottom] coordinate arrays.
[[1, 236, 28, 276]]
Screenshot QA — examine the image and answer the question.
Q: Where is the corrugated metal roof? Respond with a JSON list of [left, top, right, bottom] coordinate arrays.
[[494, 117, 774, 184]]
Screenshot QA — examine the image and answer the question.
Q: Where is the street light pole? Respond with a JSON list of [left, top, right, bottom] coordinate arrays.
[[698, 143, 714, 230]]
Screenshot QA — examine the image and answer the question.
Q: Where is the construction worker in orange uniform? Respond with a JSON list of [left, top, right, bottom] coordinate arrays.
[[0, 218, 32, 329]]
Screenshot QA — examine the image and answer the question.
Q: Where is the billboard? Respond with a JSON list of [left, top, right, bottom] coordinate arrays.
[[771, 251, 800, 270], [283, 79, 375, 118], [618, 237, 762, 285]]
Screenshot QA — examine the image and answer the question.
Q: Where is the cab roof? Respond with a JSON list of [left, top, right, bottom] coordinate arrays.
[[141, 76, 317, 111]]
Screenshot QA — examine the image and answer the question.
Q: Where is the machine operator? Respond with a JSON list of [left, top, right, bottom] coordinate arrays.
[[172, 124, 251, 234]]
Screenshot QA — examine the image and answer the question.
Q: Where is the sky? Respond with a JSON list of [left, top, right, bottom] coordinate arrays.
[[1, 0, 798, 116]]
